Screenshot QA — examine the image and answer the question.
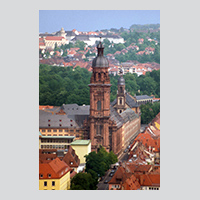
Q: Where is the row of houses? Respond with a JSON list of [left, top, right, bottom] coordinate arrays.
[[39, 112, 160, 190], [39, 27, 125, 50], [109, 61, 160, 76], [107, 112, 160, 190], [39, 138, 91, 190]]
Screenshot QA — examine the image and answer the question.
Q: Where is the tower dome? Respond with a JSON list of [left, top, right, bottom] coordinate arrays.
[[118, 76, 125, 85], [92, 41, 109, 68]]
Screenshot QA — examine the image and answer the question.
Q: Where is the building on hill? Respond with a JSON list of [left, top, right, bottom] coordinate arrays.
[[39, 36, 69, 50], [39, 157, 71, 190], [135, 95, 153, 105]]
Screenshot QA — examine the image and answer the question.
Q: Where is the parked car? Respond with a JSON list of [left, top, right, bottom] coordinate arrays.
[[109, 172, 114, 177]]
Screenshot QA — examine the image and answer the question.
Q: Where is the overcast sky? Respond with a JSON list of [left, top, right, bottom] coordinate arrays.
[[39, 10, 160, 33]]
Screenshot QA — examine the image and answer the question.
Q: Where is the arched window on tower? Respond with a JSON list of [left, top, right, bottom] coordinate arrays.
[[97, 100, 101, 110], [98, 73, 101, 81], [120, 87, 123, 93], [120, 98, 122, 105]]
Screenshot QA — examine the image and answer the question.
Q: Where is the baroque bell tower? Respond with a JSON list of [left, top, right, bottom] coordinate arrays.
[[116, 69, 126, 114], [88, 40, 111, 152]]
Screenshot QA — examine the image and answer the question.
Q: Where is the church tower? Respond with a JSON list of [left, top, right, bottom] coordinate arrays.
[[116, 72, 126, 114], [88, 40, 111, 152]]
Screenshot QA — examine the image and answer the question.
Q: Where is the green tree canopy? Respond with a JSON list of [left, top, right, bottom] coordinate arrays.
[[85, 146, 118, 177], [70, 172, 97, 190]]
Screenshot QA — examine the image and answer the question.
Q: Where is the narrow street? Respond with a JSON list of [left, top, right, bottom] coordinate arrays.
[[97, 168, 117, 190], [97, 124, 148, 190]]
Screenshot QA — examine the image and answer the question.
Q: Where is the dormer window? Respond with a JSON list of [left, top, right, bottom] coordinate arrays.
[[40, 174, 43, 178], [48, 174, 51, 178]]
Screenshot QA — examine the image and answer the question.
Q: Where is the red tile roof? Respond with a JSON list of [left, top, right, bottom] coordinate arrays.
[[62, 146, 80, 168], [39, 158, 71, 179], [39, 105, 54, 110], [45, 36, 65, 41], [122, 174, 140, 190]]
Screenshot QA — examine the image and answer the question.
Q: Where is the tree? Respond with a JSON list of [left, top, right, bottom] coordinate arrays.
[[140, 102, 160, 124], [70, 172, 97, 190], [74, 40, 86, 50], [140, 103, 155, 124], [85, 146, 118, 177]]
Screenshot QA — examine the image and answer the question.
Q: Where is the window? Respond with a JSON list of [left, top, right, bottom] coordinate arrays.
[[96, 125, 102, 135], [52, 181, 55, 186], [42, 129, 45, 132], [48, 129, 51, 132], [48, 174, 51, 178], [120, 98, 122, 105], [59, 129, 62, 132], [120, 87, 123, 93], [40, 174, 43, 178], [98, 73, 101, 80], [65, 129, 68, 132], [97, 100, 101, 111], [44, 181, 47, 186], [48, 124, 51, 127], [53, 129, 57, 132]]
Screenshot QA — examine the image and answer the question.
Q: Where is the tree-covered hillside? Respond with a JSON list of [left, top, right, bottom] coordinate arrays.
[[39, 64, 160, 124], [39, 64, 160, 106]]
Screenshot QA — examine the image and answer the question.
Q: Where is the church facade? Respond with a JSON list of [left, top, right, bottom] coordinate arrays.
[[83, 41, 141, 155]]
